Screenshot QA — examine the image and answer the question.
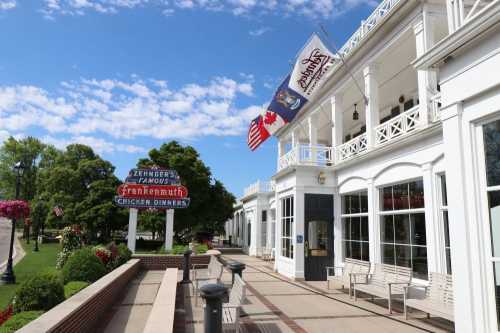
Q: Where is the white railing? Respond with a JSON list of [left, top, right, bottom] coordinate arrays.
[[335, 134, 368, 162], [244, 180, 274, 197], [431, 92, 442, 122], [464, 0, 497, 23], [278, 145, 334, 171], [338, 0, 401, 58], [375, 106, 420, 146]]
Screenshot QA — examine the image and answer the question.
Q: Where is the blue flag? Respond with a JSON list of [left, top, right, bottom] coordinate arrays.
[[267, 75, 308, 123]]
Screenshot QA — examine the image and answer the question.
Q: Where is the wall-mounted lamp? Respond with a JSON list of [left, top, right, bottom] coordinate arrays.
[[317, 171, 326, 185], [353, 103, 359, 121]]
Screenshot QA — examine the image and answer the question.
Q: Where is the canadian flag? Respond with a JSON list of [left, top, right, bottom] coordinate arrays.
[[262, 110, 287, 136]]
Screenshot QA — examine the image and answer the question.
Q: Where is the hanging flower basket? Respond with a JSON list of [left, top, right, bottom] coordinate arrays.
[[0, 200, 30, 220]]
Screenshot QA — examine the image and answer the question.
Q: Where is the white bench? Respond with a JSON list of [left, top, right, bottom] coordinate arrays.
[[404, 272, 454, 321], [326, 258, 370, 297], [222, 274, 246, 332], [193, 255, 224, 305], [353, 263, 412, 313]]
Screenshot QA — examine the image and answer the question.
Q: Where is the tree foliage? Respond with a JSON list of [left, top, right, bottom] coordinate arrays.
[[138, 141, 235, 242]]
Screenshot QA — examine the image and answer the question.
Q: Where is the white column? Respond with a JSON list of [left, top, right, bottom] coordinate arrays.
[[414, 13, 438, 127], [422, 163, 439, 274], [165, 209, 174, 251], [364, 64, 380, 149], [291, 129, 300, 147], [277, 139, 286, 171], [441, 102, 485, 332], [331, 95, 344, 149], [333, 189, 343, 269], [308, 113, 318, 163], [367, 179, 379, 263], [127, 208, 138, 253], [294, 189, 305, 279]]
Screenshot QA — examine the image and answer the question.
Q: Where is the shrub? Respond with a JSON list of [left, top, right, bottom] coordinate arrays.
[[116, 243, 132, 265], [171, 244, 188, 255], [93, 245, 112, 266], [12, 272, 64, 313], [195, 244, 208, 254], [61, 248, 107, 284], [64, 281, 89, 299], [0, 311, 44, 333]]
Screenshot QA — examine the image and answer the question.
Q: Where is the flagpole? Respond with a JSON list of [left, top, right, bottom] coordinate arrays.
[[319, 25, 369, 105]]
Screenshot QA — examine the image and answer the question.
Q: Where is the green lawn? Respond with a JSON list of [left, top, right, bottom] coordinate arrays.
[[0, 240, 61, 309]]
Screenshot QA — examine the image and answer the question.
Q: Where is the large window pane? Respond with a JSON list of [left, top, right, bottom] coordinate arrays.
[[342, 196, 350, 215], [411, 213, 427, 246], [360, 193, 368, 213], [410, 180, 425, 209], [361, 242, 370, 261], [395, 245, 411, 268], [489, 191, 500, 257], [441, 176, 448, 206], [351, 195, 360, 214], [393, 184, 409, 210], [351, 242, 361, 260], [361, 216, 369, 241], [412, 246, 428, 280], [351, 217, 361, 240], [382, 244, 395, 265], [344, 241, 351, 259], [381, 216, 394, 243], [483, 120, 500, 187], [382, 187, 393, 211], [443, 211, 450, 247], [394, 214, 410, 244], [494, 262, 500, 330]]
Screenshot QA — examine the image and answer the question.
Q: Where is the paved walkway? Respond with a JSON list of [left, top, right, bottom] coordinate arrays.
[[182, 254, 454, 333], [101, 270, 164, 333]]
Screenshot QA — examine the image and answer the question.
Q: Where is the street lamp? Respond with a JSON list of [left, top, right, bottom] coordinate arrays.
[[0, 161, 25, 284]]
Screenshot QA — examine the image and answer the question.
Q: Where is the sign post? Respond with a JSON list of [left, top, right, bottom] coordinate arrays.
[[115, 168, 190, 253]]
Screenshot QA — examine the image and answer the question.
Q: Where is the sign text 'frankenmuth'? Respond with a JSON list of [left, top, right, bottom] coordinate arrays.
[[117, 184, 188, 199]]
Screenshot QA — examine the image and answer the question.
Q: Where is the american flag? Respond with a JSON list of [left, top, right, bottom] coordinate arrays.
[[53, 206, 64, 217], [248, 115, 270, 151]]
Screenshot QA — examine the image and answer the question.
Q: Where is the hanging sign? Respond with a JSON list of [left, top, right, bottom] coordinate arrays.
[[114, 167, 190, 210], [125, 168, 180, 185], [114, 197, 190, 209], [117, 184, 188, 199]]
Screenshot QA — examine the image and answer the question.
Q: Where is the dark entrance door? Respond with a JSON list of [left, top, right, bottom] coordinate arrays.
[[304, 194, 334, 281]]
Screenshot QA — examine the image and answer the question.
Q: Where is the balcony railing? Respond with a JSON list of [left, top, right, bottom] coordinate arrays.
[[278, 145, 334, 171], [244, 180, 274, 197], [338, 0, 401, 58], [375, 106, 420, 146], [464, 0, 497, 23], [431, 93, 442, 122], [336, 134, 368, 162]]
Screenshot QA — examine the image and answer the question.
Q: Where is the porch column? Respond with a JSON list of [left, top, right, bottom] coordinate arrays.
[[414, 12, 438, 126], [291, 128, 300, 147], [308, 112, 318, 163], [364, 64, 380, 149], [165, 209, 174, 251], [367, 179, 378, 263], [331, 95, 344, 149], [127, 208, 138, 253], [422, 163, 439, 273], [277, 139, 286, 171]]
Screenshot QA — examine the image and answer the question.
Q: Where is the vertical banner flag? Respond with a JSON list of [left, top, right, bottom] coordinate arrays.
[[248, 34, 337, 151]]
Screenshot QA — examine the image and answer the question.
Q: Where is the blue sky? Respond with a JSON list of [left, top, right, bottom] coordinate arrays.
[[0, 0, 377, 197]]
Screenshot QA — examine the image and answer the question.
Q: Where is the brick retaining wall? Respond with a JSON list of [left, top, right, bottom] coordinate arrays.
[[18, 259, 141, 333], [134, 254, 210, 270]]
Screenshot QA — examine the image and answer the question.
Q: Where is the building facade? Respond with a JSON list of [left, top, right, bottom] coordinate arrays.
[[227, 1, 500, 332]]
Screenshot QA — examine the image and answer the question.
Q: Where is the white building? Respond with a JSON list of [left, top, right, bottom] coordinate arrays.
[[227, 1, 500, 332]]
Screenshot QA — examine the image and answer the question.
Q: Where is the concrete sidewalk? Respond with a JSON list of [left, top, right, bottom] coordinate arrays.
[[183, 254, 454, 333]]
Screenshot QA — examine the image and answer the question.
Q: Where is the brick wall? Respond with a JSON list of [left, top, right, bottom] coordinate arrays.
[[134, 254, 210, 270], [18, 259, 141, 333]]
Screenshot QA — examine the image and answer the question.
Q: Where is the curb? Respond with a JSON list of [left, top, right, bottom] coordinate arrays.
[[0, 233, 25, 271]]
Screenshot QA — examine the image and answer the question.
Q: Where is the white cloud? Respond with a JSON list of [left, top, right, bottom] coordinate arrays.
[[249, 27, 271, 37], [0, 1, 16, 10], [0, 75, 263, 153], [40, 0, 377, 18]]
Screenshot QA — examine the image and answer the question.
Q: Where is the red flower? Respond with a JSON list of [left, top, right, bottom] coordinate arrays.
[[0, 304, 13, 326], [0, 201, 30, 220]]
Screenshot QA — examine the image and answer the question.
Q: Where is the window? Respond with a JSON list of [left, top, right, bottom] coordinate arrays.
[[341, 191, 369, 261], [247, 221, 251, 247], [439, 175, 452, 274], [482, 120, 500, 329], [281, 196, 294, 258], [380, 180, 428, 280]]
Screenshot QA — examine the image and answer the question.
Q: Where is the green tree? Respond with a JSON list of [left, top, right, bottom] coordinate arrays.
[[138, 210, 165, 240], [138, 141, 235, 242], [37, 144, 126, 242], [0, 136, 46, 200]]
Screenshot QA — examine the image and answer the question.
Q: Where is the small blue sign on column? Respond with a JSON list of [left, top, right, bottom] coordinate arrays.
[[296, 235, 303, 244]]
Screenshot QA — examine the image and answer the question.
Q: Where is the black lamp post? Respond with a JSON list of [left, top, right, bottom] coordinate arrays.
[[1, 161, 25, 285]]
